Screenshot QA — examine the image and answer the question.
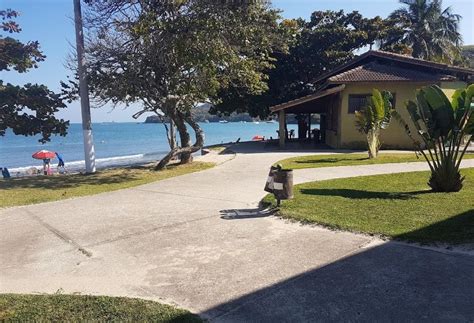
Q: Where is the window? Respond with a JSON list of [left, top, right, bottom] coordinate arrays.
[[348, 93, 396, 114], [348, 94, 370, 114]]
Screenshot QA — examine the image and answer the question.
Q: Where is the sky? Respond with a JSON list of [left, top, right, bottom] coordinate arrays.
[[2, 0, 474, 123]]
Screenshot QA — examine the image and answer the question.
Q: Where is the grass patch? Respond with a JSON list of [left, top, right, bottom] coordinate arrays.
[[206, 145, 227, 152], [277, 152, 474, 170], [0, 162, 214, 208], [0, 294, 201, 322], [263, 168, 474, 244]]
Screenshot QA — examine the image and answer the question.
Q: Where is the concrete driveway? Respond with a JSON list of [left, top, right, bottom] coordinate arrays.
[[1, 146, 473, 321]]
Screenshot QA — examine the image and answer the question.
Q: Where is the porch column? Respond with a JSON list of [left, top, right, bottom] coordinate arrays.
[[279, 110, 286, 149]]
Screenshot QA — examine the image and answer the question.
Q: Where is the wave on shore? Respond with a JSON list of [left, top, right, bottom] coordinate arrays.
[[9, 151, 168, 176]]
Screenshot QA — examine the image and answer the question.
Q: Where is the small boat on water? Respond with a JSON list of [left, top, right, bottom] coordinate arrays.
[[219, 120, 229, 123], [253, 121, 260, 124], [266, 120, 277, 123], [252, 135, 265, 141]]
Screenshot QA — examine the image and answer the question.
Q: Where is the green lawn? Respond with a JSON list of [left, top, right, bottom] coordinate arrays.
[[263, 168, 474, 244], [277, 152, 474, 170], [0, 162, 214, 208], [0, 294, 201, 322], [206, 145, 227, 152]]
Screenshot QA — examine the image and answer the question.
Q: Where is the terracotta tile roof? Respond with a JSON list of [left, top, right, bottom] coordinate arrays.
[[328, 62, 456, 83], [313, 50, 474, 84], [368, 50, 474, 73]]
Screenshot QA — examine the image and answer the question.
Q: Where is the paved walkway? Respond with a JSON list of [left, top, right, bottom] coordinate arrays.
[[1, 147, 473, 321]]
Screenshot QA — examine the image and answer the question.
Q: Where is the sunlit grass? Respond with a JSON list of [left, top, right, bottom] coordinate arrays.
[[0, 162, 214, 208], [277, 153, 474, 170], [0, 294, 201, 322], [263, 168, 474, 244]]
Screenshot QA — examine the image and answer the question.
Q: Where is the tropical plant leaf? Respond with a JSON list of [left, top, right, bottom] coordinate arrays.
[[451, 88, 465, 112], [406, 99, 424, 132], [354, 110, 368, 134], [423, 85, 454, 137], [424, 85, 452, 110], [464, 84, 474, 109], [371, 89, 385, 122]]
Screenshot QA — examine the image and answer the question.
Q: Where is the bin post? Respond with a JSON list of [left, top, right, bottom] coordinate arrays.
[[279, 110, 286, 149]]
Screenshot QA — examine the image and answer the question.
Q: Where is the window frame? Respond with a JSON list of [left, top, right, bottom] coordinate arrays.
[[347, 92, 397, 114], [348, 94, 371, 114]]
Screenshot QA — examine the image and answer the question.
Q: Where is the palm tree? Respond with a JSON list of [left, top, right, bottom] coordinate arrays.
[[354, 89, 395, 159], [381, 0, 462, 64]]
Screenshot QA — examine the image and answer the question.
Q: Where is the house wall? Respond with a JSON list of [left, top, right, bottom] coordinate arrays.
[[333, 81, 467, 150], [326, 129, 339, 147], [440, 81, 467, 100], [325, 93, 342, 148]]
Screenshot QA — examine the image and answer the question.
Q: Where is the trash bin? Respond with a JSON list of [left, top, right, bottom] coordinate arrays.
[[273, 169, 294, 202], [264, 165, 280, 193]]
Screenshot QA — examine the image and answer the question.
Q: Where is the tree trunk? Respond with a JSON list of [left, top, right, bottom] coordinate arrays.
[[169, 119, 176, 150], [155, 113, 191, 169], [154, 109, 204, 170], [367, 129, 379, 159], [175, 111, 193, 164], [183, 112, 205, 150]]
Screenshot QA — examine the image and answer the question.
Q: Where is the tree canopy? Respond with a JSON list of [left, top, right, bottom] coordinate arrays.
[[0, 9, 68, 143], [461, 45, 474, 68], [380, 0, 462, 63], [78, 0, 287, 168], [212, 10, 393, 119]]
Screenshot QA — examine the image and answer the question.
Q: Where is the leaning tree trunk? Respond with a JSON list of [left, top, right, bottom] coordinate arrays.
[[175, 111, 193, 164], [155, 110, 205, 170], [183, 112, 205, 152]]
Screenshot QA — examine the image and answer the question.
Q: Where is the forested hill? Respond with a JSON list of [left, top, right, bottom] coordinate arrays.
[[144, 103, 257, 123]]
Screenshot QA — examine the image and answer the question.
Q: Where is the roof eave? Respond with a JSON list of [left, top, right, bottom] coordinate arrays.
[[327, 79, 454, 84], [269, 84, 345, 113]]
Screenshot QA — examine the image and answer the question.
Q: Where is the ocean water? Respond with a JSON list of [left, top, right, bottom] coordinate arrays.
[[0, 122, 298, 174]]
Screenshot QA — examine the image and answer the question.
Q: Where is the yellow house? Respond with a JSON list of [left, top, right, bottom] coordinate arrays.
[[271, 50, 474, 149]]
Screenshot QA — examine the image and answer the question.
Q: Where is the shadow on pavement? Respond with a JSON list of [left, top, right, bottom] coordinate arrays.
[[220, 208, 277, 220], [201, 240, 474, 321], [228, 141, 356, 155]]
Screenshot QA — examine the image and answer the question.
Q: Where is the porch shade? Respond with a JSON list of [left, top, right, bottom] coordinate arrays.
[[270, 85, 345, 114]]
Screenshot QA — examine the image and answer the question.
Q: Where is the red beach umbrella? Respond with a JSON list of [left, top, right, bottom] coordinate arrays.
[[32, 150, 56, 160]]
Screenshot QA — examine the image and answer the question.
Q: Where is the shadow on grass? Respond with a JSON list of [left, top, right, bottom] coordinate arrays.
[[396, 209, 474, 244], [294, 157, 369, 164], [300, 188, 431, 200], [0, 170, 145, 190]]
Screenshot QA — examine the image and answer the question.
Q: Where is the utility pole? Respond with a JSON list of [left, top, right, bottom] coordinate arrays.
[[73, 0, 96, 173]]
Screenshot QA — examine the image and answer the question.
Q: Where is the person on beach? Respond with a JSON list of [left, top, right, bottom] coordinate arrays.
[[43, 158, 51, 175], [1, 167, 11, 179], [56, 152, 66, 174]]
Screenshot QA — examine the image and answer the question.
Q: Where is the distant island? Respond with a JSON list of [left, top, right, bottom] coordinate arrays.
[[145, 103, 258, 123], [143, 103, 314, 124]]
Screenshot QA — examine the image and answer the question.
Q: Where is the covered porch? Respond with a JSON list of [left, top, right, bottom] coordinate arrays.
[[270, 85, 345, 149]]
